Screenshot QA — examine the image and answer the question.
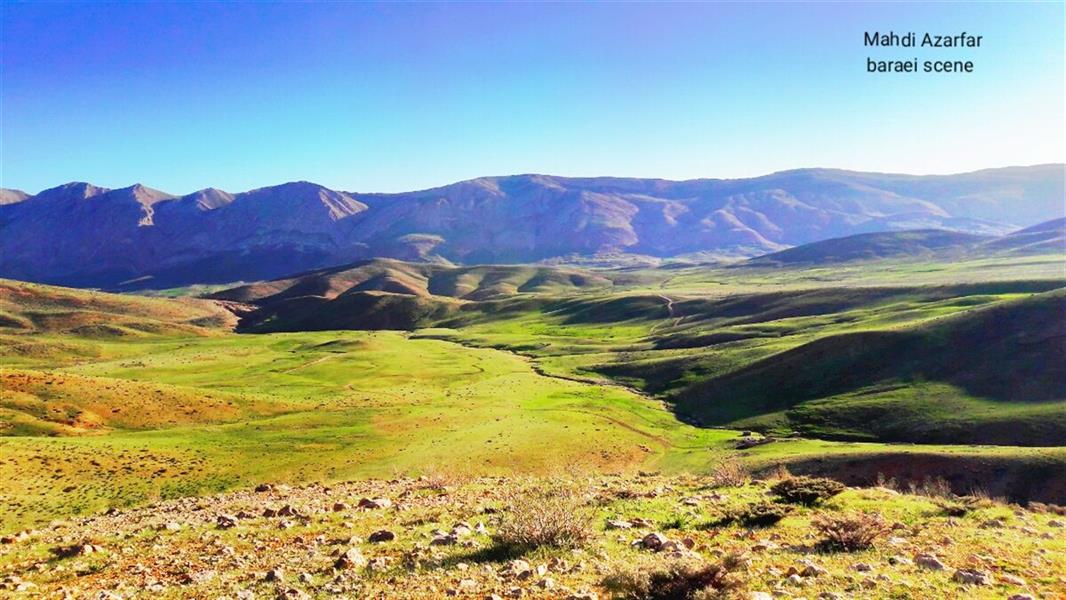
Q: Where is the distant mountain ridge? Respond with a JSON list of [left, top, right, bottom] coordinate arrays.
[[1, 164, 1063, 289]]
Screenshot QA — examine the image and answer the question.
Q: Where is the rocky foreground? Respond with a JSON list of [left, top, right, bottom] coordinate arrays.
[[0, 471, 1063, 599]]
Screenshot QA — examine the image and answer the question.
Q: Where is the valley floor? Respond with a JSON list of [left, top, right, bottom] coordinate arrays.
[[2, 330, 1063, 533]]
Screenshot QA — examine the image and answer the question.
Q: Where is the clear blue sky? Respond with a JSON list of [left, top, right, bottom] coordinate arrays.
[[2, 2, 1063, 194]]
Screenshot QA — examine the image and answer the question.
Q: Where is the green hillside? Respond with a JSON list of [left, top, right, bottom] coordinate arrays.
[[672, 290, 1066, 444], [747, 229, 988, 265]]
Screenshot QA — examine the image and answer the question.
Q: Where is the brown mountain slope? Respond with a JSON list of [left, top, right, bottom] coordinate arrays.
[[2, 165, 1063, 289], [209, 259, 613, 331]]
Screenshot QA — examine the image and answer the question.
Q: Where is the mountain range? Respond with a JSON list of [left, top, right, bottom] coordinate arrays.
[[1, 164, 1063, 289]]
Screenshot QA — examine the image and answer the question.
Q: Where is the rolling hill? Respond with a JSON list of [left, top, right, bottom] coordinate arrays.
[[745, 218, 1066, 266], [209, 259, 613, 331], [2, 165, 1062, 288], [746, 230, 990, 265], [671, 289, 1066, 445], [0, 278, 235, 337], [980, 217, 1066, 255]]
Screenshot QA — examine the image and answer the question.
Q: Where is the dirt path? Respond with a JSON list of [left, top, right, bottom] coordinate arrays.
[[650, 294, 685, 332], [281, 354, 335, 374], [534, 407, 673, 448]]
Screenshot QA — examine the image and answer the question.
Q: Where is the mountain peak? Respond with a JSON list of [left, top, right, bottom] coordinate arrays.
[[238, 181, 367, 221], [181, 187, 236, 211], [0, 188, 30, 205], [32, 182, 111, 202], [116, 184, 175, 205], [1, 165, 1062, 289]]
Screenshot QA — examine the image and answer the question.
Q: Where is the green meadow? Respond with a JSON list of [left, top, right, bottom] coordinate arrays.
[[1, 254, 1064, 532]]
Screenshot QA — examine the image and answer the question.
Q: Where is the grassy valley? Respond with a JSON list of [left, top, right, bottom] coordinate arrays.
[[0, 244, 1063, 599]]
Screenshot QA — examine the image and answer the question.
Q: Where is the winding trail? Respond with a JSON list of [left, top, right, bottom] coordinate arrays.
[[650, 293, 685, 332]]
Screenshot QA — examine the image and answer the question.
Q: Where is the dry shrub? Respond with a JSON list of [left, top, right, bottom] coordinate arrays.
[[935, 494, 995, 517], [875, 472, 898, 490], [417, 468, 464, 491], [760, 464, 792, 482], [493, 481, 593, 550], [705, 458, 750, 488], [603, 553, 749, 600], [966, 487, 1007, 505], [908, 476, 953, 499], [770, 476, 845, 506], [812, 511, 891, 551]]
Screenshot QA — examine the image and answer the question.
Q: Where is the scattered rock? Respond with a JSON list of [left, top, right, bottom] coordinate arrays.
[[736, 436, 775, 449], [216, 514, 238, 529], [334, 547, 367, 569], [999, 573, 1026, 586], [800, 563, 828, 577], [368, 530, 396, 543], [952, 569, 990, 585], [51, 543, 104, 558], [265, 568, 285, 582], [639, 532, 668, 551], [358, 497, 392, 510], [606, 519, 632, 530], [914, 553, 945, 570], [277, 505, 301, 517], [0, 531, 29, 544], [506, 559, 532, 579]]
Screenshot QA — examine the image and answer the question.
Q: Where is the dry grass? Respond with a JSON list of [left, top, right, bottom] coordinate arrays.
[[704, 458, 750, 488], [907, 476, 953, 499], [603, 553, 750, 600], [493, 480, 594, 550], [812, 511, 891, 551], [416, 468, 466, 492]]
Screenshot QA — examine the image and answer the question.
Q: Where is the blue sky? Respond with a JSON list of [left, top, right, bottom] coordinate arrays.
[[2, 2, 1063, 194]]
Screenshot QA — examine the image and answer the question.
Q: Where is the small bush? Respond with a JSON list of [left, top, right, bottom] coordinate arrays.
[[908, 476, 953, 499], [709, 502, 791, 528], [493, 483, 593, 550], [812, 511, 890, 551], [705, 458, 750, 488], [418, 468, 463, 491], [603, 553, 749, 600], [770, 476, 845, 506], [935, 495, 994, 517]]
